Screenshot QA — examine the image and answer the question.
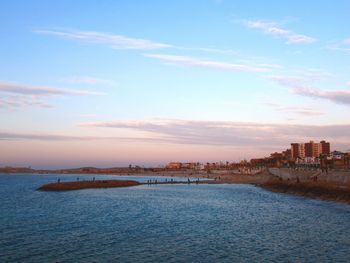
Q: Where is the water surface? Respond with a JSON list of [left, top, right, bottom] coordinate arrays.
[[1, 173, 349, 262]]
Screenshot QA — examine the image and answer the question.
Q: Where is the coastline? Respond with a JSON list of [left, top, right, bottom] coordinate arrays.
[[257, 179, 350, 204], [4, 168, 350, 204]]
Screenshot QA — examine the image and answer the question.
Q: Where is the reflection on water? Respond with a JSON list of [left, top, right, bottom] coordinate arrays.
[[1, 173, 350, 262]]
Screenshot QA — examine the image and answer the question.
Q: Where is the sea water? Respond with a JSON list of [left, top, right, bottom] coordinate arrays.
[[0, 173, 349, 263]]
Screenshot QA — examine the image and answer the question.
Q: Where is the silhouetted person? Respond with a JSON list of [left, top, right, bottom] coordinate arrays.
[[188, 178, 190, 184], [77, 177, 79, 181], [58, 178, 60, 183]]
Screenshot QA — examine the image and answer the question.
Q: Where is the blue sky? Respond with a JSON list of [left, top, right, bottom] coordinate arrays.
[[1, 0, 350, 168]]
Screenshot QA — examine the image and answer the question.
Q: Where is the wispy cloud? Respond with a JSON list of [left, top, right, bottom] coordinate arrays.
[[264, 102, 324, 116], [2, 119, 349, 152], [177, 46, 241, 55], [266, 75, 308, 88], [0, 95, 52, 109], [0, 81, 104, 110], [326, 45, 350, 53], [325, 38, 350, 53], [0, 81, 104, 96], [62, 76, 114, 85], [266, 68, 332, 86], [35, 28, 245, 55], [245, 20, 316, 44], [35, 29, 172, 50], [292, 87, 350, 105], [79, 118, 350, 148], [144, 54, 268, 73], [0, 131, 170, 144], [266, 74, 350, 106], [0, 132, 85, 141]]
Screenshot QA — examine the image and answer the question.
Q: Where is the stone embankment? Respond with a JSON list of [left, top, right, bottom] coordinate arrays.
[[263, 168, 350, 204], [268, 168, 350, 184]]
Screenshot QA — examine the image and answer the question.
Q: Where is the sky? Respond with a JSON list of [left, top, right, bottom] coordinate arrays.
[[1, 0, 350, 168]]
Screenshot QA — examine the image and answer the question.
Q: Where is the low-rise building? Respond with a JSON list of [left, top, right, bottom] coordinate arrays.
[[166, 162, 182, 169]]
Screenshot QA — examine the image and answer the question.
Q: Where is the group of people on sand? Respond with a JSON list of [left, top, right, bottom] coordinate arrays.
[[147, 179, 174, 185], [57, 176, 96, 184], [146, 178, 201, 185], [188, 178, 200, 184]]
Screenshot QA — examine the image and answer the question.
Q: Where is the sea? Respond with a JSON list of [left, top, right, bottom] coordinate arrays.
[[1, 173, 350, 263]]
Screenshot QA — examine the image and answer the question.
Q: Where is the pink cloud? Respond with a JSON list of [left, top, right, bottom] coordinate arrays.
[[246, 20, 316, 44]]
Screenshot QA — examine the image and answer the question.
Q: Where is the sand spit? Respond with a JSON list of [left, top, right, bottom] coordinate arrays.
[[38, 180, 140, 191]]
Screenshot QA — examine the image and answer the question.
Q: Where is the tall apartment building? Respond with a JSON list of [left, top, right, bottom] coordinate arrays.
[[320, 140, 330, 154], [291, 143, 300, 159], [291, 140, 330, 159]]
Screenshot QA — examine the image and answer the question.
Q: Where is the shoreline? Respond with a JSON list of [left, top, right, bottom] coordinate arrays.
[[9, 170, 350, 205], [257, 179, 350, 204]]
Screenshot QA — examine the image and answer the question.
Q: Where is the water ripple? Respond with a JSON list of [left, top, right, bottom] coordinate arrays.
[[1, 173, 350, 262]]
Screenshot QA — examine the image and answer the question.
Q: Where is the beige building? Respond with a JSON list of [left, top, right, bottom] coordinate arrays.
[[291, 140, 330, 159]]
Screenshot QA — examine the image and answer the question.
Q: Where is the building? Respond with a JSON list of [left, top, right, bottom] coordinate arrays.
[[291, 143, 306, 158], [166, 162, 182, 169], [166, 162, 202, 170], [299, 143, 306, 158], [290, 140, 330, 159], [320, 140, 330, 155], [304, 142, 313, 157], [291, 143, 299, 159]]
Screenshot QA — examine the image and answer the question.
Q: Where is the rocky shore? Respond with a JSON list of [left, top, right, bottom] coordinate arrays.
[[258, 179, 350, 204]]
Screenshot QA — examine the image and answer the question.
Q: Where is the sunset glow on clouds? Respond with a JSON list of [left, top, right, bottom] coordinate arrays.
[[0, 0, 349, 168]]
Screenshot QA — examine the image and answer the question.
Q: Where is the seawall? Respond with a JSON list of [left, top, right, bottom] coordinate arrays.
[[268, 168, 350, 184]]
